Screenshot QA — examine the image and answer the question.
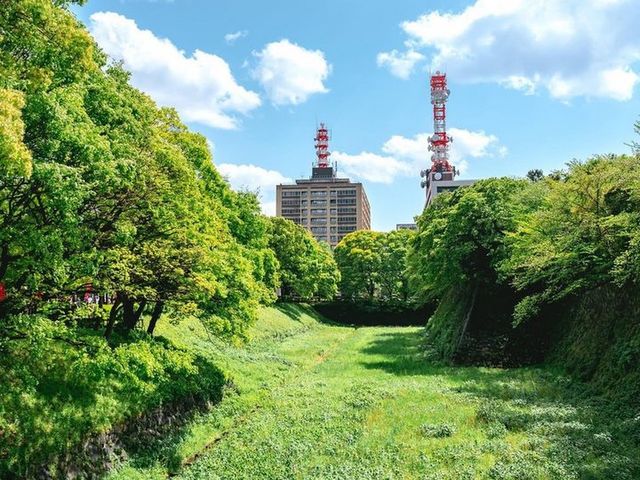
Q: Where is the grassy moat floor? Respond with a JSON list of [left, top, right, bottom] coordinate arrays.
[[109, 305, 640, 479]]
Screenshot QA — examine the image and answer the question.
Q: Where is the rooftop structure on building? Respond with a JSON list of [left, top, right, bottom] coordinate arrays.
[[276, 123, 371, 247], [396, 223, 417, 231], [420, 72, 476, 205]]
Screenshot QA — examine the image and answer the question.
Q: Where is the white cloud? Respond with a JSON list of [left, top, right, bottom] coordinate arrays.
[[335, 127, 502, 184], [382, 0, 640, 100], [216, 163, 291, 216], [252, 39, 331, 105], [224, 30, 248, 45], [90, 12, 261, 129], [333, 151, 412, 184], [261, 201, 276, 217], [376, 49, 425, 79]]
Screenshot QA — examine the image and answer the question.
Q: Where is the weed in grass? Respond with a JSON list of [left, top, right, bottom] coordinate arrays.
[[485, 422, 507, 438], [420, 422, 456, 438]]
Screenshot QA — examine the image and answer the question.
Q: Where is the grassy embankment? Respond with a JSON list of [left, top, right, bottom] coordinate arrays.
[[110, 304, 640, 480]]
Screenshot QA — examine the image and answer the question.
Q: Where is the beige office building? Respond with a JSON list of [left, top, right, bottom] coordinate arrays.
[[276, 170, 371, 248]]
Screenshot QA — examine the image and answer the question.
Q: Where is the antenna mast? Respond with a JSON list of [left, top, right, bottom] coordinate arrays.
[[427, 71, 454, 174], [314, 123, 331, 168]]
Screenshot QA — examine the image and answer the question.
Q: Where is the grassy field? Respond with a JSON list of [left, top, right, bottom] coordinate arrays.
[[109, 305, 640, 479]]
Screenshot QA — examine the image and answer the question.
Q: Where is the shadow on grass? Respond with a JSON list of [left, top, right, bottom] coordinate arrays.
[[314, 301, 434, 327], [359, 328, 640, 479], [275, 302, 343, 327]]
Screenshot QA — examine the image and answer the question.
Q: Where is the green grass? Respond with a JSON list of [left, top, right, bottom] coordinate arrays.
[[0, 316, 226, 478], [109, 304, 640, 479]]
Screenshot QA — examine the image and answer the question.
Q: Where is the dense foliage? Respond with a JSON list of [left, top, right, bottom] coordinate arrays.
[[504, 155, 640, 324], [408, 152, 640, 373], [267, 216, 339, 300], [0, 1, 337, 475], [334, 229, 414, 304]]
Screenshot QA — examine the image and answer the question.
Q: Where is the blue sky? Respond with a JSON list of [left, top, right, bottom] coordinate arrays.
[[74, 0, 640, 231]]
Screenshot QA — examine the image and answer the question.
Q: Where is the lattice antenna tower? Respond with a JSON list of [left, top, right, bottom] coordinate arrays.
[[314, 123, 331, 168], [427, 72, 455, 175]]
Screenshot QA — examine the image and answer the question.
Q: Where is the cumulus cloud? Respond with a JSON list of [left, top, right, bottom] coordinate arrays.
[[216, 163, 291, 215], [376, 49, 425, 79], [252, 39, 331, 105], [336, 128, 504, 183], [90, 12, 261, 129], [380, 0, 640, 100], [224, 30, 248, 45], [382, 128, 504, 175], [333, 151, 413, 184]]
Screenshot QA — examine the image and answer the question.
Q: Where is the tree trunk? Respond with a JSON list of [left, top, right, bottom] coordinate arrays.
[[105, 297, 122, 339], [122, 297, 136, 331], [133, 299, 146, 325], [0, 243, 9, 281], [147, 301, 164, 335]]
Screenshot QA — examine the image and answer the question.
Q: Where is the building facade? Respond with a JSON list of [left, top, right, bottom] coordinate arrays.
[[424, 170, 476, 206], [396, 223, 417, 231], [276, 175, 370, 248], [276, 123, 370, 247]]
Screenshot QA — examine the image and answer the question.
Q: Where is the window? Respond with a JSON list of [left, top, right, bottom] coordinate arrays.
[[311, 199, 327, 206], [281, 208, 300, 215], [311, 218, 327, 224], [311, 226, 327, 234], [311, 190, 327, 197], [337, 207, 356, 214], [311, 209, 326, 215], [337, 189, 356, 196], [282, 190, 303, 197]]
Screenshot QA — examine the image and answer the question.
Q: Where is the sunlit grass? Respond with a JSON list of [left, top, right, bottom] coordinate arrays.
[[110, 306, 640, 479]]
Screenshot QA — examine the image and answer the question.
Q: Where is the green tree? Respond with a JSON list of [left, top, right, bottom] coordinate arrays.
[[378, 229, 415, 303], [267, 217, 339, 300], [334, 231, 383, 301], [407, 178, 544, 304], [502, 155, 640, 324], [0, 0, 271, 343], [526, 169, 544, 182], [334, 230, 415, 304]]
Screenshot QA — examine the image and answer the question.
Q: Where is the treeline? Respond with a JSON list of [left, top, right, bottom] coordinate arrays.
[[0, 1, 338, 474], [334, 229, 415, 304], [406, 151, 640, 399], [0, 0, 337, 340]]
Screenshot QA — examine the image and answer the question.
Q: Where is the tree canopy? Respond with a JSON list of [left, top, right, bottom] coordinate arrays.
[[267, 217, 339, 301], [335, 229, 415, 304], [0, 0, 336, 343]]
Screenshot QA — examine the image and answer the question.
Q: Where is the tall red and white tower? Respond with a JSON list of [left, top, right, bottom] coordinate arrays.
[[314, 123, 331, 168], [428, 72, 453, 173], [421, 73, 474, 205], [421, 72, 458, 193], [311, 123, 337, 179]]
